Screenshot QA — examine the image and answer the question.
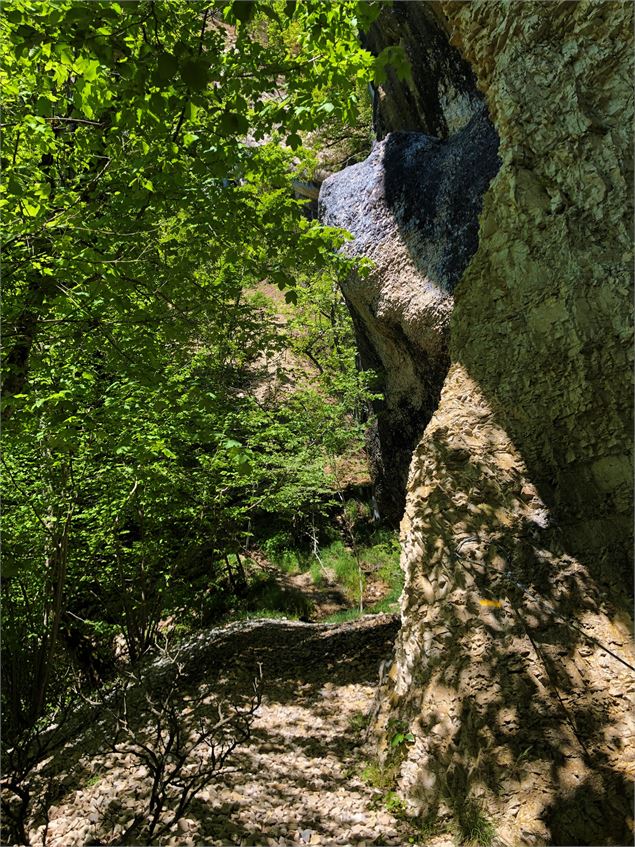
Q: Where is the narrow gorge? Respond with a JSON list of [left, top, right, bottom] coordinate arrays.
[[3, 3, 633, 846], [320, 2, 634, 845]]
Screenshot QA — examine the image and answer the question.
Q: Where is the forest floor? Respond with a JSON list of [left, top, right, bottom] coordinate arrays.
[[23, 615, 458, 847]]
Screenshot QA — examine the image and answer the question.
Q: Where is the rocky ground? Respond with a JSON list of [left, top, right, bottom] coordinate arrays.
[[20, 615, 453, 847]]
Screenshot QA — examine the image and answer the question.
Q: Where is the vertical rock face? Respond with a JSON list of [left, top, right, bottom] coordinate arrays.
[[319, 86, 499, 524], [324, 0, 634, 843], [393, 364, 634, 845], [440, 0, 634, 580], [362, 1, 481, 140]]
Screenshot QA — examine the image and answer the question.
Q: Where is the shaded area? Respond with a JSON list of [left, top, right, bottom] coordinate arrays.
[[318, 106, 499, 525], [175, 616, 400, 700], [364, 0, 483, 140], [382, 110, 500, 295]]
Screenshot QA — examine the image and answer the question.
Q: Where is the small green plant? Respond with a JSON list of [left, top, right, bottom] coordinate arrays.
[[384, 790, 408, 816], [361, 722, 414, 796], [386, 718, 415, 750], [348, 710, 370, 734], [361, 760, 400, 791], [455, 799, 497, 847], [390, 728, 415, 748]]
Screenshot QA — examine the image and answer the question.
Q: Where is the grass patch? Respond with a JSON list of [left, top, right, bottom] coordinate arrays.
[[366, 531, 403, 613], [454, 799, 497, 846], [361, 760, 401, 791], [320, 531, 402, 604], [348, 710, 371, 734], [321, 540, 365, 601], [239, 574, 313, 619], [259, 526, 402, 620], [260, 533, 311, 575], [322, 607, 362, 624]]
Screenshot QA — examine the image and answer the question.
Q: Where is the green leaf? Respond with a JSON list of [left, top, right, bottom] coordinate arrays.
[[180, 59, 209, 91], [157, 52, 178, 82], [184, 100, 198, 122], [36, 96, 53, 117], [231, 1, 256, 24], [286, 133, 302, 150], [149, 92, 165, 116], [75, 56, 100, 82], [22, 199, 41, 218], [220, 111, 249, 134]]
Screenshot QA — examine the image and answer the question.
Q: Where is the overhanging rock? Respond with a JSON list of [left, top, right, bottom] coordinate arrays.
[[319, 105, 499, 523]]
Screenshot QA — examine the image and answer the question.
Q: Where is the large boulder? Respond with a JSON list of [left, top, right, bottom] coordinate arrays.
[[319, 106, 499, 522]]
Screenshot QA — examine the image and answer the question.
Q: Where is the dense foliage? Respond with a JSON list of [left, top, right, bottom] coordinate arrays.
[[1, 0, 409, 743]]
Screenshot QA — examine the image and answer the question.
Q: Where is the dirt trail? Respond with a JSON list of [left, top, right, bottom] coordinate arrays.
[[24, 616, 452, 847]]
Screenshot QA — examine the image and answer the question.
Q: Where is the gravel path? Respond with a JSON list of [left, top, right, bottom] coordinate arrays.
[[23, 616, 447, 847]]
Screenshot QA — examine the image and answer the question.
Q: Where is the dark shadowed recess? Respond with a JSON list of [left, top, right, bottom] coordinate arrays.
[[363, 0, 482, 141], [381, 108, 500, 295]]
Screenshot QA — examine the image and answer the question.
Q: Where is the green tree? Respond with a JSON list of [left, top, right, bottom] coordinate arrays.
[[1, 0, 404, 739]]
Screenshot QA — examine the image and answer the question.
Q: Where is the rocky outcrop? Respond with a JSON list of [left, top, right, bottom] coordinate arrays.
[[326, 0, 634, 843], [319, 107, 499, 523], [388, 364, 635, 845], [439, 1, 634, 580]]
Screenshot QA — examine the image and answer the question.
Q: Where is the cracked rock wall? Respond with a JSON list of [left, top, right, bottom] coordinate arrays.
[[440, 0, 634, 577], [334, 1, 634, 843], [381, 2, 634, 843]]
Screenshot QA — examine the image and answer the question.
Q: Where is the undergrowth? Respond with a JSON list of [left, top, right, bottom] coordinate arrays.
[[453, 799, 497, 846], [260, 523, 402, 622], [357, 719, 498, 846]]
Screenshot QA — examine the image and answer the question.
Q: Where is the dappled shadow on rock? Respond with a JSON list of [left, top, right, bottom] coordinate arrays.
[[380, 364, 634, 846]]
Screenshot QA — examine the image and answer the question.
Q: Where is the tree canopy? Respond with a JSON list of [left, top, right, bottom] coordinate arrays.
[[1, 0, 410, 740]]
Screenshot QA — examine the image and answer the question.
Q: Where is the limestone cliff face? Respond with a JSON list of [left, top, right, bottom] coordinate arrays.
[[323, 1, 634, 843], [319, 110, 499, 522], [439, 0, 633, 580]]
